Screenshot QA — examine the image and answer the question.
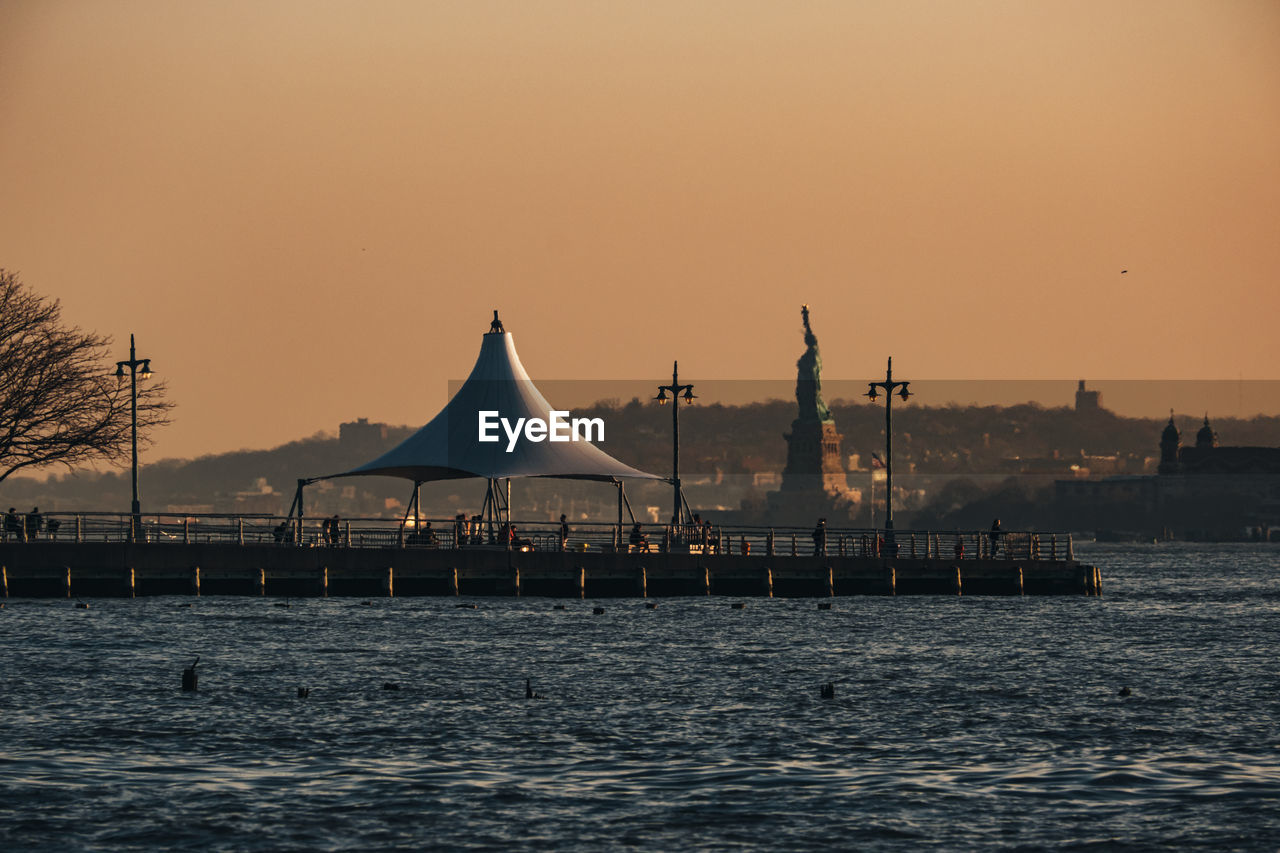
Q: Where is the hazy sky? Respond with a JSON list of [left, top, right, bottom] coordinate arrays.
[[2, 0, 1277, 462]]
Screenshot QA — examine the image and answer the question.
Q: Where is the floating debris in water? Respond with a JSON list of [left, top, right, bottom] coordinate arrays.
[[382, 682, 400, 691], [182, 657, 200, 692], [820, 682, 835, 699]]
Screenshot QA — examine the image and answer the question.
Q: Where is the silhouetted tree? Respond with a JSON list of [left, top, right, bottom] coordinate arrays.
[[0, 270, 172, 484]]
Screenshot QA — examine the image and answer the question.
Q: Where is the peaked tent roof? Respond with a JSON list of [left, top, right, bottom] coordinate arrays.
[[329, 327, 661, 483]]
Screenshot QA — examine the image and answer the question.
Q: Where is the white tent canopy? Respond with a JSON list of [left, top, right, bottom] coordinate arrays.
[[328, 323, 660, 484]]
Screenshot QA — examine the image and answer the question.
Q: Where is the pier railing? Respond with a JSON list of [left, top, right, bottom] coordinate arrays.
[[1, 511, 1075, 561]]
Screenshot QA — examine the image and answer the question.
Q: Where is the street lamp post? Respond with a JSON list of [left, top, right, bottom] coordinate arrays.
[[865, 357, 911, 545], [655, 361, 695, 527], [116, 334, 152, 540]]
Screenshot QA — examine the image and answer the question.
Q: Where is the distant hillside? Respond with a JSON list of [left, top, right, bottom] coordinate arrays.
[[4, 402, 1276, 525]]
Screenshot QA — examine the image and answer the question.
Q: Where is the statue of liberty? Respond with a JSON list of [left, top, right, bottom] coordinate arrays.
[[761, 303, 855, 524], [796, 304, 831, 423]]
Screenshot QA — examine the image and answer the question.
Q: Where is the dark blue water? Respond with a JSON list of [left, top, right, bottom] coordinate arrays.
[[2, 543, 1279, 850]]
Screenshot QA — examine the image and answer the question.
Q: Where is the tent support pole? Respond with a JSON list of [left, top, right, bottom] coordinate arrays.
[[481, 478, 511, 547], [400, 481, 421, 543], [483, 479, 495, 545], [288, 479, 311, 544], [621, 484, 637, 525], [616, 480, 623, 551]]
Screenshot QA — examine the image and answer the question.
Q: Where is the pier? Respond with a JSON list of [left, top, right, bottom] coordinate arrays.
[[0, 512, 1099, 598]]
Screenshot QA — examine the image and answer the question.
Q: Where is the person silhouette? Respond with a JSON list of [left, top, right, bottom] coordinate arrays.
[[26, 507, 43, 541], [630, 522, 650, 552], [812, 517, 827, 556]]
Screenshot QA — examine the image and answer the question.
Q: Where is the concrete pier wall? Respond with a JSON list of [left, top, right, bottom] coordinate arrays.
[[0, 542, 1100, 598]]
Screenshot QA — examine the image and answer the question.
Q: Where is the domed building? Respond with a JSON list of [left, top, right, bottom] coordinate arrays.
[[1160, 414, 1280, 476], [1157, 412, 1181, 474], [1059, 413, 1280, 540], [1195, 415, 1218, 450]]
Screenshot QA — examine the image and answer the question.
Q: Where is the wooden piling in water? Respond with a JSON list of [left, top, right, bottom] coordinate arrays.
[[763, 566, 774, 598], [191, 566, 201, 596], [1, 565, 7, 598], [826, 566, 834, 597], [450, 567, 459, 596], [65, 566, 72, 598], [256, 568, 265, 596], [124, 567, 135, 598], [1015, 565, 1024, 596], [952, 565, 962, 596], [637, 565, 647, 598], [320, 566, 329, 597], [885, 565, 896, 595], [576, 567, 585, 599], [383, 567, 394, 597]]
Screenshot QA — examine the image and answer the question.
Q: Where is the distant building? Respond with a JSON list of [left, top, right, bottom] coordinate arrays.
[[1075, 380, 1102, 412], [1058, 414, 1280, 540], [339, 418, 390, 457], [1159, 413, 1280, 475], [232, 477, 281, 515]]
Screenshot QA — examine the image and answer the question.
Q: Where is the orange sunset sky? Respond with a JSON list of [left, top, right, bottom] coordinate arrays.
[[2, 0, 1278, 463]]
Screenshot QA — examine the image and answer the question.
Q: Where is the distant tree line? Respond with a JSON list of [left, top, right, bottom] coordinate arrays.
[[6, 392, 1276, 525]]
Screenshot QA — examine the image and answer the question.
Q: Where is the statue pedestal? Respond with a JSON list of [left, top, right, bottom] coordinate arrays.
[[763, 419, 859, 524], [781, 419, 849, 495]]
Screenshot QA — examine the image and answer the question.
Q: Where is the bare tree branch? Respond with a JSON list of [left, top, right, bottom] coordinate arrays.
[[0, 270, 174, 484]]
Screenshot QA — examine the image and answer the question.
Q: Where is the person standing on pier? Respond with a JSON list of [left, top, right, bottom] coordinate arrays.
[[559, 514, 569, 551], [990, 518, 1003, 558], [323, 514, 341, 546], [25, 507, 43, 541], [813, 518, 827, 556]]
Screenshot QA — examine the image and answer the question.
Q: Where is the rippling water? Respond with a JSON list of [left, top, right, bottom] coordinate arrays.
[[2, 543, 1279, 850]]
